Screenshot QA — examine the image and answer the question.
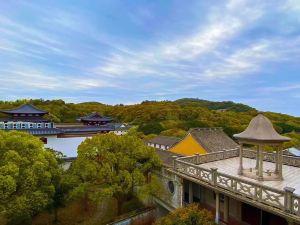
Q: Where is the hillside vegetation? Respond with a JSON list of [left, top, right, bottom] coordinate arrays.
[[0, 98, 299, 147]]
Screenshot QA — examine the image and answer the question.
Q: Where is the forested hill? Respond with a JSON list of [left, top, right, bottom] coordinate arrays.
[[175, 98, 255, 112], [0, 99, 299, 147]]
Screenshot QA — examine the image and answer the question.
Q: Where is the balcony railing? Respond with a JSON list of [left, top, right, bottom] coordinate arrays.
[[173, 151, 300, 218], [178, 148, 300, 168]]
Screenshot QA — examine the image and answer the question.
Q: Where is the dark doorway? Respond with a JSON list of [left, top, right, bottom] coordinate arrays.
[[242, 203, 260, 225], [262, 210, 287, 225]]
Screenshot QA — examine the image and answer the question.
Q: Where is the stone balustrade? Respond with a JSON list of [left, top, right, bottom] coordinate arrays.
[[178, 148, 300, 168], [173, 152, 300, 219]]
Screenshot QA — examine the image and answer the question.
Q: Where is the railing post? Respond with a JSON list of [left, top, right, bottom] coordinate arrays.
[[215, 191, 220, 224], [172, 156, 178, 170], [284, 186, 295, 213], [211, 167, 218, 186], [195, 153, 200, 164]]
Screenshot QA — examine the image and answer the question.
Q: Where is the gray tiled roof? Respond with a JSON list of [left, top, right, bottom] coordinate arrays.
[[78, 112, 112, 122], [155, 149, 182, 167], [5, 128, 63, 135], [0, 117, 49, 122], [61, 125, 115, 133], [147, 136, 180, 147], [0, 104, 48, 115], [189, 128, 238, 153]]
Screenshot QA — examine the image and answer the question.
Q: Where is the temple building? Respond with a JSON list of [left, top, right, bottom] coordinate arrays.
[[0, 104, 61, 135], [78, 112, 112, 126], [154, 114, 300, 225], [147, 136, 180, 150], [0, 104, 130, 157], [168, 128, 238, 155]]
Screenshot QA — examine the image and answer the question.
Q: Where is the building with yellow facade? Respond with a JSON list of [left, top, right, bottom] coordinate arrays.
[[169, 128, 238, 156]]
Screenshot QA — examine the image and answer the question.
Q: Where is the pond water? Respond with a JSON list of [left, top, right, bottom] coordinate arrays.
[[45, 136, 89, 157]]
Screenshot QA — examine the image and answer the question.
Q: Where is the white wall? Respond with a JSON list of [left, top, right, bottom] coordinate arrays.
[[45, 136, 89, 157]]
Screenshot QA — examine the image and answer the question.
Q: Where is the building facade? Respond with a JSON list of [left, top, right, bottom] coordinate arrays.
[[147, 136, 180, 150], [155, 115, 300, 225], [0, 104, 130, 157]]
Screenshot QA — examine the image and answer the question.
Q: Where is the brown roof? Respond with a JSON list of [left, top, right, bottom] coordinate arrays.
[[189, 128, 239, 153], [233, 114, 290, 144], [155, 149, 182, 167], [147, 136, 180, 147]]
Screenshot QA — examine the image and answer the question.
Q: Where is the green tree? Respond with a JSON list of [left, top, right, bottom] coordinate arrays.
[[0, 131, 61, 225], [154, 203, 215, 225], [67, 133, 161, 215], [138, 122, 164, 135]]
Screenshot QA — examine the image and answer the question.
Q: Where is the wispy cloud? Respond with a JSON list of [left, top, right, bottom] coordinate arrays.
[[91, 0, 267, 79], [0, 0, 300, 115], [0, 66, 117, 91]]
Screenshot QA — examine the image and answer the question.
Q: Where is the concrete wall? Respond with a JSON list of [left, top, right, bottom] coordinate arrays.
[[156, 169, 183, 209]]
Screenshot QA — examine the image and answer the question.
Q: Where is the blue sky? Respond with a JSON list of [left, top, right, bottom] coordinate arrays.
[[0, 0, 300, 116]]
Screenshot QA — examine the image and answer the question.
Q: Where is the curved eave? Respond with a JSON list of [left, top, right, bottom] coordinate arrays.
[[0, 110, 48, 115], [234, 136, 291, 145], [79, 118, 112, 122]]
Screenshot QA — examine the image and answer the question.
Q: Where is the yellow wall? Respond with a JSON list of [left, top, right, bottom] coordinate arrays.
[[169, 133, 207, 156]]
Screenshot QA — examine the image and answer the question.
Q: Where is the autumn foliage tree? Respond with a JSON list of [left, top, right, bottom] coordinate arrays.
[[0, 131, 61, 225], [154, 203, 215, 225], [67, 133, 161, 215]]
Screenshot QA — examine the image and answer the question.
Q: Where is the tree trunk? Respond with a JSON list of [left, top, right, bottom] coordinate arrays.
[[116, 197, 123, 216], [53, 207, 58, 224], [83, 192, 89, 212]]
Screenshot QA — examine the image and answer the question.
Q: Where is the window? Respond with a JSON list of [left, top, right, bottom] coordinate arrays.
[[29, 123, 34, 129], [13, 123, 17, 129], [45, 123, 49, 128], [21, 123, 26, 129], [168, 181, 175, 194], [37, 123, 41, 128], [4, 123, 8, 129]]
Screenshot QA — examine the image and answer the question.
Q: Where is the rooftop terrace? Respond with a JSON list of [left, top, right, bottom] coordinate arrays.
[[172, 149, 300, 220]]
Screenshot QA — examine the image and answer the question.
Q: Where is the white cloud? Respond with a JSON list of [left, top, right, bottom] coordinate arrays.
[[260, 84, 300, 93], [0, 67, 117, 91], [91, 0, 266, 79]]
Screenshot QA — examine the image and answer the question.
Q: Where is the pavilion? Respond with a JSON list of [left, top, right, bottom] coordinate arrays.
[[234, 113, 291, 181]]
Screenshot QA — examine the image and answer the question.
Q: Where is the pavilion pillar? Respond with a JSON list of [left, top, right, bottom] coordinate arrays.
[[258, 145, 264, 181], [215, 191, 220, 224], [223, 195, 229, 223], [189, 181, 193, 204], [238, 144, 243, 175], [275, 146, 279, 174], [255, 145, 259, 169], [278, 145, 283, 180]]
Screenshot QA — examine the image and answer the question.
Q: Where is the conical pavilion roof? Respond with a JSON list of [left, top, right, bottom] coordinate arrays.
[[233, 114, 290, 144]]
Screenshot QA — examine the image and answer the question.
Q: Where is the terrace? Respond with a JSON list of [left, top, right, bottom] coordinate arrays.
[[172, 149, 300, 222]]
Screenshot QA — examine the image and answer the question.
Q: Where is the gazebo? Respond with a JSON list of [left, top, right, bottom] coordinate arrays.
[[233, 113, 290, 181]]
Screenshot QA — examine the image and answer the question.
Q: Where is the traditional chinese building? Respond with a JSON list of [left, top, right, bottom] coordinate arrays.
[[0, 104, 130, 157], [0, 104, 61, 135], [147, 136, 180, 150], [168, 128, 238, 155], [154, 114, 300, 225], [78, 112, 112, 126]]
